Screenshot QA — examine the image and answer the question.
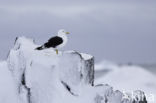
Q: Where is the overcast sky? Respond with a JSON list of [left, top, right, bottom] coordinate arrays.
[[0, 0, 156, 63]]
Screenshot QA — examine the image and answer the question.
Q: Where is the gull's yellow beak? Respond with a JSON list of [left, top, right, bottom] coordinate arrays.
[[66, 32, 70, 34]]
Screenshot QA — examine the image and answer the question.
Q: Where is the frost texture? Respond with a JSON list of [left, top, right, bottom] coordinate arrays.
[[0, 37, 148, 103]]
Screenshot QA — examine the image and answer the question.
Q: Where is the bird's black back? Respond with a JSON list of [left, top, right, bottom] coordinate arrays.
[[44, 36, 63, 48]]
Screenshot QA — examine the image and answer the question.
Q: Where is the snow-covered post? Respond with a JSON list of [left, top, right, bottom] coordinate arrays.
[[80, 53, 94, 85]]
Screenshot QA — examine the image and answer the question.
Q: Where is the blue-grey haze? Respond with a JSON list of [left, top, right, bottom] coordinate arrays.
[[0, 0, 156, 63]]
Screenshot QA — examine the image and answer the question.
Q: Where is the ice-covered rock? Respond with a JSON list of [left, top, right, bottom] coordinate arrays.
[[0, 37, 148, 103], [7, 37, 95, 103]]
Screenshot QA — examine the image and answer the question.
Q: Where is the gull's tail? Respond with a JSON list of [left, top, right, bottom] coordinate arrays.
[[35, 45, 45, 50]]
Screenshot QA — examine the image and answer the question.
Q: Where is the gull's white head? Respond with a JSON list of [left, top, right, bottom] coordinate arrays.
[[57, 29, 69, 49], [58, 29, 69, 36]]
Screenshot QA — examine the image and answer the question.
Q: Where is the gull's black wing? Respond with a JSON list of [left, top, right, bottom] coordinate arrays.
[[44, 36, 63, 48]]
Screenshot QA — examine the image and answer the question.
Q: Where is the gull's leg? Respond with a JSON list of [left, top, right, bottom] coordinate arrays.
[[55, 49, 58, 54]]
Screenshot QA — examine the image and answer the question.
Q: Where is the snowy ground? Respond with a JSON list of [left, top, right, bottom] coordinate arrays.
[[95, 61, 156, 103]]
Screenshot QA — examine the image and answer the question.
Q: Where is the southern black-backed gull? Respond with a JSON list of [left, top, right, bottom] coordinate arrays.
[[36, 29, 69, 54]]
